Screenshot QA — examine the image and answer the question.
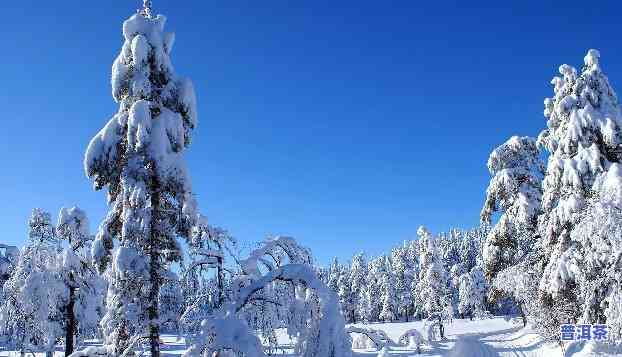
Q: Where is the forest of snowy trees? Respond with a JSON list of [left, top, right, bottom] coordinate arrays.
[[322, 226, 492, 326], [1, 2, 622, 357]]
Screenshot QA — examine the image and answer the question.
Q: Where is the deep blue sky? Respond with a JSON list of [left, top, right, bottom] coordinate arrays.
[[1, 1, 621, 264]]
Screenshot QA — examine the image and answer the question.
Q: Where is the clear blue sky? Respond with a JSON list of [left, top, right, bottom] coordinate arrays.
[[1, 0, 621, 265]]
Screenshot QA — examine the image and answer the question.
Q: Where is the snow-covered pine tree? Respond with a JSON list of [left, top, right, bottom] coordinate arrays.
[[357, 276, 373, 323], [349, 252, 367, 322], [536, 49, 622, 335], [379, 256, 397, 322], [28, 208, 59, 248], [84, 2, 198, 355], [573, 164, 622, 339], [480, 136, 543, 282], [0, 244, 18, 290], [56, 207, 105, 355], [457, 262, 488, 319], [406, 240, 421, 319], [0, 209, 65, 356], [391, 246, 412, 321], [337, 266, 354, 323], [357, 258, 382, 323], [327, 258, 341, 294], [416, 226, 451, 334]]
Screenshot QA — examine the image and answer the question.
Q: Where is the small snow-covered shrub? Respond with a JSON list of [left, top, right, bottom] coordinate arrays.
[[68, 346, 109, 357], [398, 328, 425, 353], [185, 237, 352, 357], [351, 333, 375, 349]]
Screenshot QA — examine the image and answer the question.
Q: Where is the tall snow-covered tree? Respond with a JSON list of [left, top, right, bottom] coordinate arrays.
[[84, 2, 198, 355], [391, 246, 412, 321], [457, 262, 488, 319], [337, 266, 354, 323], [349, 252, 367, 322], [56, 207, 105, 356], [480, 136, 543, 282], [28, 208, 58, 248], [327, 258, 341, 293], [378, 257, 397, 322], [0, 209, 64, 356], [536, 49, 622, 335], [357, 258, 383, 323], [416, 226, 451, 327], [572, 164, 622, 338]]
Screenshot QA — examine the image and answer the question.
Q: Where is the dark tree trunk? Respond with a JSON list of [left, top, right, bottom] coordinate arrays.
[[149, 188, 161, 357], [216, 256, 224, 307], [65, 280, 76, 356], [518, 302, 527, 327]]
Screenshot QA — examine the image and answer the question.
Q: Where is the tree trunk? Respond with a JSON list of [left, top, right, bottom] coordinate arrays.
[[65, 281, 76, 356], [438, 315, 445, 339], [149, 188, 161, 357], [518, 302, 527, 327], [216, 256, 224, 307]]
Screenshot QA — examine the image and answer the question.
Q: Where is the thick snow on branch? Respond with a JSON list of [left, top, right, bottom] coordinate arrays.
[[239, 236, 313, 277], [187, 259, 351, 357]]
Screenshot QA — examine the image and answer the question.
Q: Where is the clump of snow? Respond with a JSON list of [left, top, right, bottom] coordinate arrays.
[[584, 48, 600, 68]]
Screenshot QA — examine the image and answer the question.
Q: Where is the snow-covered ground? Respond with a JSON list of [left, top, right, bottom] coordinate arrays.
[[2, 318, 620, 356], [347, 318, 560, 356]]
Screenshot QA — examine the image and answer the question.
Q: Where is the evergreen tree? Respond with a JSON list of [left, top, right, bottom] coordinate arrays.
[[391, 246, 412, 321], [327, 258, 341, 294], [0, 209, 64, 356], [349, 253, 367, 322], [480, 136, 543, 281], [362, 258, 383, 322], [84, 2, 199, 355], [337, 267, 354, 323], [379, 257, 397, 322], [56, 207, 104, 356], [0, 244, 18, 289], [536, 49, 622, 336], [457, 262, 487, 319], [416, 226, 451, 331]]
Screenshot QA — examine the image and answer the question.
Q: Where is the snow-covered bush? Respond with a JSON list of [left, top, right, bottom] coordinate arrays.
[[398, 329, 425, 353], [180, 216, 238, 335], [185, 237, 352, 357]]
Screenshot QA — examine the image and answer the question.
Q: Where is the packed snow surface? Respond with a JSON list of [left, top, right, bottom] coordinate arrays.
[[4, 317, 621, 356]]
